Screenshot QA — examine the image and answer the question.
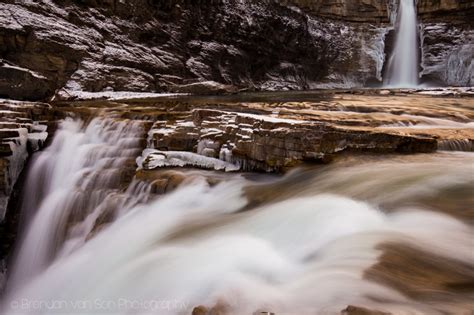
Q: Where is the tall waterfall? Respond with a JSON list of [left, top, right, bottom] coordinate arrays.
[[384, 0, 420, 87], [1, 118, 473, 314]]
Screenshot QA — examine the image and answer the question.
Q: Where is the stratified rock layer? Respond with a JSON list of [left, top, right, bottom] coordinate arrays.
[[0, 99, 51, 222], [55, 90, 474, 173], [0, 0, 340, 99], [1, 0, 472, 99]]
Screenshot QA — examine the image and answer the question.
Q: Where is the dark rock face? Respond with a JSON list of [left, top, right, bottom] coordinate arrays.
[[0, 0, 342, 99], [417, 0, 474, 21], [420, 23, 473, 86], [288, 0, 392, 23], [0, 0, 472, 101], [0, 60, 52, 100], [417, 0, 474, 86]]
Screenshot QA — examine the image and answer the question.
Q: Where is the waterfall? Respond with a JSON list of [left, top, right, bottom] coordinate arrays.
[[384, 0, 420, 87], [5, 118, 151, 292], [1, 117, 472, 314]]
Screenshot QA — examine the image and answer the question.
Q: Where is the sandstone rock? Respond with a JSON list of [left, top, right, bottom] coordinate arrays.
[[192, 306, 209, 315], [0, 100, 51, 221], [341, 305, 391, 315], [288, 0, 392, 23], [0, 99, 51, 274], [417, 0, 474, 21], [62, 90, 473, 173]]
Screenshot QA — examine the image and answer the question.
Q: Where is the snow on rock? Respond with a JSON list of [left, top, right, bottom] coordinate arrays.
[[137, 149, 240, 172], [53, 90, 188, 101], [236, 113, 305, 124]]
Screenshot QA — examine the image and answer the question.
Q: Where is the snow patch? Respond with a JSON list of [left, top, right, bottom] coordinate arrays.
[[137, 149, 240, 172], [55, 90, 189, 101], [237, 113, 305, 124]]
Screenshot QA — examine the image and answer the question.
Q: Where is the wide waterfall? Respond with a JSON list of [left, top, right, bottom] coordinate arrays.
[[1, 118, 473, 315], [384, 0, 420, 87]]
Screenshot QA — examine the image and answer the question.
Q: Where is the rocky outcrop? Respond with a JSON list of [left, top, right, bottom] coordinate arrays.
[[55, 90, 474, 173], [420, 23, 473, 86], [288, 0, 392, 23], [0, 0, 343, 99], [0, 99, 51, 222], [342, 305, 391, 315], [143, 108, 438, 172], [417, 0, 474, 21], [0, 60, 52, 100], [0, 99, 51, 288], [0, 0, 472, 100], [417, 0, 474, 86]]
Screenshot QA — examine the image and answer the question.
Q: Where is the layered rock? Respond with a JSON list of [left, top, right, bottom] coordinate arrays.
[[0, 99, 51, 222], [417, 0, 474, 21], [0, 0, 341, 98], [420, 23, 473, 86], [1, 0, 472, 98], [55, 90, 474, 173], [417, 0, 474, 86], [288, 0, 392, 23], [0, 99, 51, 287]]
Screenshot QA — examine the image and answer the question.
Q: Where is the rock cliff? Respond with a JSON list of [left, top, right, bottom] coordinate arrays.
[[0, 0, 340, 100], [417, 1, 474, 86], [288, 0, 393, 23], [0, 0, 472, 101]]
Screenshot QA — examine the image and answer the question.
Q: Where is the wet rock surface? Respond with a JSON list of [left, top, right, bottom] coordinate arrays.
[[0, 99, 51, 222], [55, 90, 474, 173], [0, 99, 51, 290]]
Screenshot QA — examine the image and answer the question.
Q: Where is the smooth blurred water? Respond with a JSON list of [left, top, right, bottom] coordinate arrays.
[[5, 118, 150, 292], [1, 118, 473, 315], [385, 0, 419, 87]]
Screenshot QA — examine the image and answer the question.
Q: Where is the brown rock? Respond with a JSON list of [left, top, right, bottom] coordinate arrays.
[[341, 305, 391, 315], [192, 305, 209, 315]]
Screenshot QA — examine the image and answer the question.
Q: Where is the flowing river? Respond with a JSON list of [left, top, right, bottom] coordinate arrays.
[[0, 116, 472, 315]]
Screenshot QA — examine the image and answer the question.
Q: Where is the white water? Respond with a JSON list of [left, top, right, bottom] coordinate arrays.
[[384, 0, 419, 87], [1, 120, 473, 314], [5, 118, 151, 292]]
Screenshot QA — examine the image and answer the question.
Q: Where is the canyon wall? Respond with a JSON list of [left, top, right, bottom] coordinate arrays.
[[0, 0, 339, 100], [417, 0, 474, 86], [0, 0, 472, 101], [287, 0, 393, 22]]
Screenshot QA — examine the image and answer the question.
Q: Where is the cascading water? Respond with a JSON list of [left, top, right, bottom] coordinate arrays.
[[384, 0, 420, 87], [5, 117, 151, 292], [1, 118, 473, 314]]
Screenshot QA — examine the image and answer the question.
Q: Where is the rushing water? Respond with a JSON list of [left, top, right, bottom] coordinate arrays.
[[5, 118, 151, 292], [1, 119, 473, 314], [384, 0, 419, 87]]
